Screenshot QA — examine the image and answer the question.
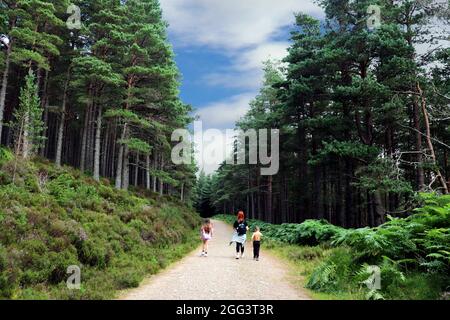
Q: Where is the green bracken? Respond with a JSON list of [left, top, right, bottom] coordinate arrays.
[[216, 195, 450, 300]]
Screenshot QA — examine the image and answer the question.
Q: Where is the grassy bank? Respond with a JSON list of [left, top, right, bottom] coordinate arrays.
[[215, 196, 450, 300], [0, 147, 201, 299]]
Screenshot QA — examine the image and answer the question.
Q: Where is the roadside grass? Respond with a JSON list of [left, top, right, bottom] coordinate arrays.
[[0, 150, 201, 299], [215, 214, 449, 300], [264, 241, 365, 300]]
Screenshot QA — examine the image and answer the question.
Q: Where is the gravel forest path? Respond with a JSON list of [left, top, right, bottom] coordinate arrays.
[[120, 220, 311, 300]]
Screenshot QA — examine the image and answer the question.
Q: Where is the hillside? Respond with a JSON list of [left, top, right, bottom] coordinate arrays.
[[0, 147, 200, 299]]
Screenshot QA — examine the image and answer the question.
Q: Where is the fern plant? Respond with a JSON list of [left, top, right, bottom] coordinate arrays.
[[306, 260, 338, 291]]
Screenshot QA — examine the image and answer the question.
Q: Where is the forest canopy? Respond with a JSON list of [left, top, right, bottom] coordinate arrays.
[[197, 0, 450, 228], [0, 0, 196, 201]]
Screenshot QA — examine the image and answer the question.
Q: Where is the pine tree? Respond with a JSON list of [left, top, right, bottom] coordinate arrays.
[[0, 0, 66, 143], [11, 70, 44, 159]]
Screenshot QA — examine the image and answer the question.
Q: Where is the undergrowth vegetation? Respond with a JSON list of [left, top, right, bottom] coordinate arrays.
[[0, 147, 201, 299], [215, 194, 450, 300]]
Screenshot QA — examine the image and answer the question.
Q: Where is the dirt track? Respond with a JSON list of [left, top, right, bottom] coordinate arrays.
[[120, 220, 311, 300]]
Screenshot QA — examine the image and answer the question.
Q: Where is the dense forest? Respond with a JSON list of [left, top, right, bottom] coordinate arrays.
[[196, 0, 450, 228], [0, 0, 449, 302], [0, 0, 196, 200]]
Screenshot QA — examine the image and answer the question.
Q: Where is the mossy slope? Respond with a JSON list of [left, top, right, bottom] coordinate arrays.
[[0, 148, 200, 299]]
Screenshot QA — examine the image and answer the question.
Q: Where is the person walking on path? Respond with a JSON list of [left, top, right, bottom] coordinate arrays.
[[200, 219, 213, 257], [252, 226, 263, 261], [230, 211, 249, 259]]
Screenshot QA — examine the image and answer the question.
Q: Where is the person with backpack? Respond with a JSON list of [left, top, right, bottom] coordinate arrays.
[[230, 211, 249, 259]]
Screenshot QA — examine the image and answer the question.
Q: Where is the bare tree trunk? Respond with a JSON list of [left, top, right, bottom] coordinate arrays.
[[180, 182, 184, 202], [134, 153, 139, 187], [101, 122, 110, 177], [93, 104, 102, 181], [122, 145, 129, 190], [39, 69, 49, 157], [80, 113, 88, 171], [153, 150, 157, 192], [413, 99, 425, 189], [110, 120, 118, 178], [80, 86, 93, 171], [417, 83, 449, 194], [159, 153, 164, 196], [87, 102, 95, 173], [146, 154, 150, 190], [55, 68, 71, 166], [115, 123, 127, 189]]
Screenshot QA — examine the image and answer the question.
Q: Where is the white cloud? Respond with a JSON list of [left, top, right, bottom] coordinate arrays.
[[235, 41, 290, 71], [195, 92, 256, 129], [160, 0, 323, 50], [193, 128, 236, 175], [160, 0, 323, 92], [193, 92, 256, 173], [202, 70, 263, 90]]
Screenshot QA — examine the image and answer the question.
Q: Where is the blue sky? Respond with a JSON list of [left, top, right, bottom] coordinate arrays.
[[158, 0, 324, 172], [160, 0, 324, 129]]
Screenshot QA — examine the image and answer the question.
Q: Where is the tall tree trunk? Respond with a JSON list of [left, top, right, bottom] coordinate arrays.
[[417, 83, 449, 194], [159, 153, 164, 196], [93, 104, 102, 181], [109, 120, 118, 178], [122, 145, 129, 190], [134, 154, 139, 186], [101, 122, 110, 177], [55, 68, 71, 166], [80, 85, 93, 171], [87, 102, 96, 173], [39, 69, 49, 157], [153, 150, 158, 192], [115, 123, 127, 189], [146, 154, 151, 190], [413, 99, 425, 189]]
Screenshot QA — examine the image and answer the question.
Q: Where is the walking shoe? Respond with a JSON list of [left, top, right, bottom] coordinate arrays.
[[256, 258, 259, 261], [235, 253, 240, 259], [240, 253, 245, 259], [204, 252, 208, 257], [200, 251, 205, 257]]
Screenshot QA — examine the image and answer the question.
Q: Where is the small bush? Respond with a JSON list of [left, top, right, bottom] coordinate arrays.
[[0, 147, 13, 167]]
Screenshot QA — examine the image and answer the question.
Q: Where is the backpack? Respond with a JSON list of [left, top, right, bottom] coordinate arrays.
[[237, 222, 247, 236]]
